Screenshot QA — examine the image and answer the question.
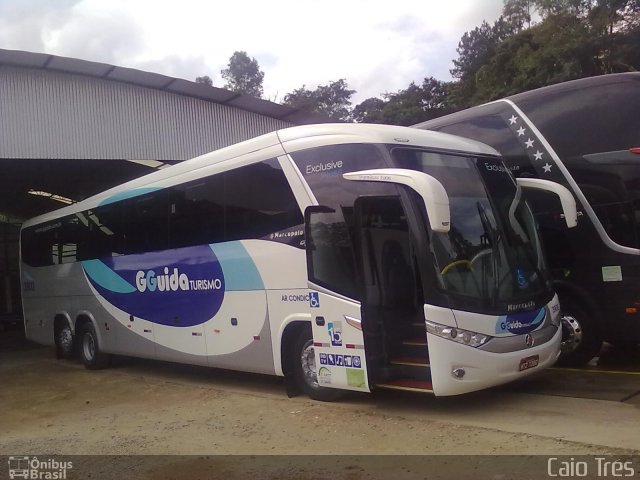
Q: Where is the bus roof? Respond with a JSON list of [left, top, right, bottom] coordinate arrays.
[[22, 123, 499, 228], [506, 72, 640, 105]]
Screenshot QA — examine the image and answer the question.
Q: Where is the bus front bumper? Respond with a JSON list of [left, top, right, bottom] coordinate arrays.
[[427, 325, 561, 396]]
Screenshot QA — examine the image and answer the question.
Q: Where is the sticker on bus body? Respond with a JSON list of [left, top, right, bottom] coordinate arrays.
[[81, 244, 226, 326], [495, 307, 546, 335]]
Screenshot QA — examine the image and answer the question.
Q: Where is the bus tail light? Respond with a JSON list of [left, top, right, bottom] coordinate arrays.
[[630, 147, 640, 154], [625, 307, 638, 314]]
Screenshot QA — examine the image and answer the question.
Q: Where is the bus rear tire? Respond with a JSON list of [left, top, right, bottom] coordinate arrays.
[[78, 322, 111, 370], [558, 299, 602, 367], [292, 327, 343, 402], [54, 322, 74, 360]]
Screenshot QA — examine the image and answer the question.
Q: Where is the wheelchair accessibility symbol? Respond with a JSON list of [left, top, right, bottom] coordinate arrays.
[[309, 292, 320, 308]]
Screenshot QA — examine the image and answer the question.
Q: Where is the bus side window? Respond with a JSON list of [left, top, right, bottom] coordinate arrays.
[[565, 153, 640, 248], [305, 207, 360, 300], [223, 158, 303, 243], [122, 190, 169, 255], [84, 204, 125, 259], [57, 215, 83, 264], [291, 144, 392, 299], [21, 223, 59, 267], [169, 174, 225, 249]]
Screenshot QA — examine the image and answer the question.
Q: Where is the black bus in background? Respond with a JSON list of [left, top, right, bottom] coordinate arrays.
[[415, 73, 640, 366]]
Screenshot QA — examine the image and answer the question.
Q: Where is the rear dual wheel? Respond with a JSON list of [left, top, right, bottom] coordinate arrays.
[[55, 322, 74, 359]]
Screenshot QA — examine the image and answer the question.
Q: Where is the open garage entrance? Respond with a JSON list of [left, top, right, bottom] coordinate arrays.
[[0, 158, 162, 325], [0, 218, 20, 321]]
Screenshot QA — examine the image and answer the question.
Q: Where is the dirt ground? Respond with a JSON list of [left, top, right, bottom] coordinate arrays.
[[1, 328, 639, 479]]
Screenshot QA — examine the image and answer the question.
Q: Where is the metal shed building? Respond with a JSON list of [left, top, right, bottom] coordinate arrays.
[[0, 48, 327, 322]]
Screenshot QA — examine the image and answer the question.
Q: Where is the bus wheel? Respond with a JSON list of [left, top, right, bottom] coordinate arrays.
[[558, 300, 602, 367], [292, 327, 343, 402], [54, 322, 74, 360], [78, 323, 111, 370]]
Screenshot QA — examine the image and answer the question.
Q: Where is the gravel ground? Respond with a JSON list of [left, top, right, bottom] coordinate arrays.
[[1, 330, 639, 479]]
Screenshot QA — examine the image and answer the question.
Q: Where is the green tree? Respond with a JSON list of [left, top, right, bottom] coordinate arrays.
[[195, 75, 213, 86], [449, 0, 640, 106], [533, 0, 594, 16], [503, 0, 536, 31], [283, 79, 356, 121], [221, 51, 265, 98], [352, 97, 387, 123], [449, 20, 510, 108], [473, 13, 598, 102], [353, 77, 453, 126]]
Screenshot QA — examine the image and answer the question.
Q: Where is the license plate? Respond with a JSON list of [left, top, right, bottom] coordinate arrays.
[[519, 354, 539, 371]]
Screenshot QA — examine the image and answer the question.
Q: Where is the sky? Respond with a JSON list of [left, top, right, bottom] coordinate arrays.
[[0, 0, 505, 104]]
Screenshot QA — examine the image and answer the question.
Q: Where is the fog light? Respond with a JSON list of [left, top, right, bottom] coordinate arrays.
[[452, 368, 465, 379]]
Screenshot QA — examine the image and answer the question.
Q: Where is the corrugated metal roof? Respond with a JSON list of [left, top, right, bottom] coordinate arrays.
[[0, 66, 288, 160], [0, 48, 330, 124]]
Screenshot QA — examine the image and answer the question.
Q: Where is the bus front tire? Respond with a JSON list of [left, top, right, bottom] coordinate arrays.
[[78, 323, 111, 370], [292, 327, 343, 402], [558, 299, 603, 367]]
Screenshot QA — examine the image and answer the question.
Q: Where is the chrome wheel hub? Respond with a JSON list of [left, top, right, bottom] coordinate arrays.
[[561, 315, 582, 353], [300, 340, 318, 387], [58, 327, 73, 352], [83, 333, 95, 361]]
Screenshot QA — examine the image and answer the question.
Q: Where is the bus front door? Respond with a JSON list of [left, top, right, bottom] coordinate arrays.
[[352, 196, 434, 393], [305, 206, 371, 393]]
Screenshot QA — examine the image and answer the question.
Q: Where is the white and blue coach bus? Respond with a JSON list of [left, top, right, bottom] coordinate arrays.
[[20, 124, 577, 399]]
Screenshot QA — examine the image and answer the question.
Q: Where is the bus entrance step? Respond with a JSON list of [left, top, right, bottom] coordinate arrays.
[[375, 378, 434, 393], [390, 356, 430, 367], [402, 337, 427, 346]]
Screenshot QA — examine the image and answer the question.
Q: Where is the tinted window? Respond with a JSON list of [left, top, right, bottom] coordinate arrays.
[[564, 151, 640, 248], [121, 190, 169, 255], [169, 174, 225, 248], [22, 158, 303, 266], [306, 208, 360, 300], [22, 221, 60, 267], [292, 144, 394, 298], [392, 148, 551, 308], [516, 76, 640, 159], [224, 159, 303, 244], [82, 204, 125, 259], [22, 214, 89, 267], [169, 158, 303, 249], [427, 103, 567, 215]]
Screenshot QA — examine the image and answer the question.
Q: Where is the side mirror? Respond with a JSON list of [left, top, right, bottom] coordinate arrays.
[[343, 168, 450, 232], [516, 178, 578, 228]]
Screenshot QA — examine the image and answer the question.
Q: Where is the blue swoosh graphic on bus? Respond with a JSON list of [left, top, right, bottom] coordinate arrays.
[[81, 245, 225, 327], [210, 242, 264, 291], [98, 187, 161, 207], [495, 307, 545, 335], [81, 259, 136, 293]]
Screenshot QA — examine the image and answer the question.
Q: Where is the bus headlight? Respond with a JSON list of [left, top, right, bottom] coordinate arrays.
[[425, 320, 491, 348]]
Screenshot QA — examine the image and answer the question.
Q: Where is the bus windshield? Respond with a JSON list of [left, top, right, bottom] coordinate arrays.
[[391, 148, 552, 312]]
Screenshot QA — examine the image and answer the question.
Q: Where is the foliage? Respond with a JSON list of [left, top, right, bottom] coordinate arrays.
[[447, 0, 640, 106], [503, 0, 535, 31], [195, 75, 213, 86], [221, 51, 265, 98], [283, 79, 355, 121], [352, 77, 453, 126]]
